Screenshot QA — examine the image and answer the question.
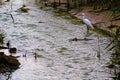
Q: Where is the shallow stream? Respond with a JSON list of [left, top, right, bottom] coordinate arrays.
[[0, 0, 113, 80]]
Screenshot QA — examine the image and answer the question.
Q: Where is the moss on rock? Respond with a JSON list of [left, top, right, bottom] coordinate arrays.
[[0, 52, 20, 73]]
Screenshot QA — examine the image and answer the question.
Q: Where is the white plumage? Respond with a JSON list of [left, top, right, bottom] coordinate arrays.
[[80, 13, 94, 29]]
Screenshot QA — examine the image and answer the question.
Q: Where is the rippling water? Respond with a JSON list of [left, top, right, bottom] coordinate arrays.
[[0, 0, 112, 80]]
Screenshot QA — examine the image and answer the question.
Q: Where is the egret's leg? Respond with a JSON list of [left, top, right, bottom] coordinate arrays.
[[87, 26, 89, 34], [84, 26, 89, 37]]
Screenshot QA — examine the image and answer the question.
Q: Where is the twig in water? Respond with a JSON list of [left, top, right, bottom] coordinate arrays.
[[10, 2, 13, 11], [10, 13, 14, 23], [6, 71, 12, 80], [97, 36, 101, 60]]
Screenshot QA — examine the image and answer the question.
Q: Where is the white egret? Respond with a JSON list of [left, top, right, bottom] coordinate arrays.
[[80, 13, 94, 33]]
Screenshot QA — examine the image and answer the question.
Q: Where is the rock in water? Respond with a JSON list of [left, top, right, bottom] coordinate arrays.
[[21, 7, 30, 12], [0, 52, 20, 73], [9, 47, 17, 53]]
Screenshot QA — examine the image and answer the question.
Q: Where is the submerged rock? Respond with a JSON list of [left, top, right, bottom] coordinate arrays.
[[9, 47, 17, 53], [69, 37, 94, 41], [21, 5, 30, 13], [21, 7, 30, 12], [0, 52, 20, 73]]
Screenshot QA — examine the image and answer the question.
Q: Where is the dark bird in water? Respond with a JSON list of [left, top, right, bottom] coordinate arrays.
[[9, 47, 17, 53], [6, 40, 17, 54], [6, 41, 10, 49], [23, 53, 27, 57]]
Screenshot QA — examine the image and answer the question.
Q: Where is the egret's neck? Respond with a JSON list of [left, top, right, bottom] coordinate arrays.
[[82, 16, 85, 19]]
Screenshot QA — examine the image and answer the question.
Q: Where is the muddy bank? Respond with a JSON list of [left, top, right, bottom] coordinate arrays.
[[69, 9, 120, 28]]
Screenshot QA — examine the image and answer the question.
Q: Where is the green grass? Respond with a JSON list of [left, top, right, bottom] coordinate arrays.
[[53, 10, 82, 25], [93, 27, 115, 37]]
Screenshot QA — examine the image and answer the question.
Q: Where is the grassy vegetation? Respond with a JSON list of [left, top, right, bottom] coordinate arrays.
[[53, 10, 82, 25], [93, 27, 115, 37], [105, 27, 120, 80]]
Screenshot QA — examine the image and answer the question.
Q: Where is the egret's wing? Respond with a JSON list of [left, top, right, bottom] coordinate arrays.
[[83, 18, 94, 29]]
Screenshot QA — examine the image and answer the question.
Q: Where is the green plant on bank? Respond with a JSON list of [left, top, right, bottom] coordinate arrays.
[[108, 5, 120, 80], [53, 10, 82, 25], [112, 5, 120, 21], [92, 26, 114, 37], [106, 27, 120, 80]]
